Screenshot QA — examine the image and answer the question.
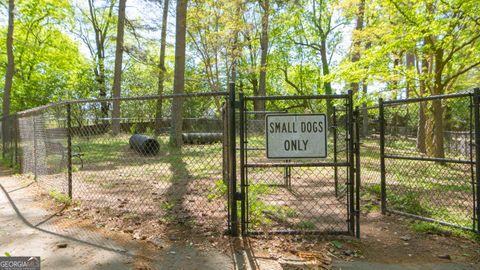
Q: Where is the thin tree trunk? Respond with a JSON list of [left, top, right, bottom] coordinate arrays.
[[320, 39, 333, 122], [256, 0, 269, 116], [111, 0, 127, 135], [350, 0, 365, 95], [405, 52, 415, 98], [170, 0, 187, 147], [417, 56, 427, 153], [3, 0, 14, 117], [361, 82, 369, 137], [155, 0, 169, 135], [2, 0, 14, 159]]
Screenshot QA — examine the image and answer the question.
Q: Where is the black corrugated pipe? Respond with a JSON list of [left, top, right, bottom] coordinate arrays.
[[129, 134, 160, 155]]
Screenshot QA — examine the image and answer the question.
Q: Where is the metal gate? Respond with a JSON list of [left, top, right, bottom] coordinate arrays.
[[378, 91, 480, 233], [234, 91, 359, 236]]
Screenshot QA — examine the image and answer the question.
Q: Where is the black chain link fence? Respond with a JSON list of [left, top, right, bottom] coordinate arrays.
[[1, 92, 232, 239], [1, 89, 478, 238]]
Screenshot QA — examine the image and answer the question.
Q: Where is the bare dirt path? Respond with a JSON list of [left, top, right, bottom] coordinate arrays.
[[0, 167, 235, 269], [0, 167, 135, 269]]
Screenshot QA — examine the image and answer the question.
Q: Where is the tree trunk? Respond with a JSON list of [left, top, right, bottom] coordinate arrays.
[[3, 0, 14, 117], [350, 0, 365, 95], [417, 101, 427, 153], [320, 39, 332, 122], [425, 100, 445, 158], [98, 58, 109, 122], [155, 0, 169, 135], [428, 49, 446, 158], [256, 0, 269, 116], [416, 55, 428, 153], [2, 0, 14, 158], [405, 52, 415, 98], [170, 0, 187, 147], [361, 82, 369, 137], [111, 0, 127, 135]]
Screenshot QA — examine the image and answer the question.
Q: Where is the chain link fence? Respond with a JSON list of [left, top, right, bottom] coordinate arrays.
[[1, 89, 479, 238], [1, 92, 231, 238]]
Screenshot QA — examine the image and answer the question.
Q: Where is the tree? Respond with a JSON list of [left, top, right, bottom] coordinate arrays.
[[170, 0, 188, 147], [3, 0, 14, 118], [155, 0, 170, 134], [76, 0, 116, 119], [111, 0, 127, 135], [290, 0, 346, 120], [1, 0, 86, 111], [350, 0, 365, 94], [392, 0, 480, 158], [256, 0, 269, 114]]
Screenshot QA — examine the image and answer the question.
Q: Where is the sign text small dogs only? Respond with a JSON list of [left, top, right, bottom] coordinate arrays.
[[266, 114, 327, 159]]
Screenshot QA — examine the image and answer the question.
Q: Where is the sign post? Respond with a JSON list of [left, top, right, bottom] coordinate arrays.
[[266, 114, 327, 159]]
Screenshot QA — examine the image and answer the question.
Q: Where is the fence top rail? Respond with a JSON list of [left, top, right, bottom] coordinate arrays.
[[244, 94, 349, 101], [68, 91, 229, 105], [383, 91, 472, 106], [10, 91, 229, 117]]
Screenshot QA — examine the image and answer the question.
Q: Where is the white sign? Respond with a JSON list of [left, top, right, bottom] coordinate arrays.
[[266, 114, 327, 159]]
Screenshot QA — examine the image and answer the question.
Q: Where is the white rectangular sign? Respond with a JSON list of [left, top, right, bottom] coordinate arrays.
[[266, 114, 327, 159]]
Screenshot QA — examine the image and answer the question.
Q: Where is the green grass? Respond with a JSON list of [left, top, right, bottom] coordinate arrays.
[[410, 221, 480, 242], [297, 220, 316, 230], [360, 138, 476, 235], [74, 134, 223, 182], [388, 191, 432, 216], [100, 181, 117, 189], [48, 189, 73, 205], [208, 179, 227, 202], [1, 156, 20, 173]]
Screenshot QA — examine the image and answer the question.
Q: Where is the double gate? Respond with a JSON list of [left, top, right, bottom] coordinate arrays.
[[227, 84, 360, 237]]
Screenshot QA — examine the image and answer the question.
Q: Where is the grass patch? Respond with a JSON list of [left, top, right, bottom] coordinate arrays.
[[410, 221, 444, 234], [366, 183, 381, 197], [297, 220, 316, 230], [1, 157, 20, 173], [208, 179, 227, 202], [410, 221, 480, 242], [48, 189, 72, 205], [389, 191, 432, 216], [99, 181, 117, 189], [248, 184, 275, 227]]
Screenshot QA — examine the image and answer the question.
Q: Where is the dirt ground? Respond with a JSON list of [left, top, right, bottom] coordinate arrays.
[[1, 166, 479, 270]]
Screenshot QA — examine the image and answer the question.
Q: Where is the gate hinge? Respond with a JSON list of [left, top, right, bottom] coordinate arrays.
[[234, 192, 244, 201]]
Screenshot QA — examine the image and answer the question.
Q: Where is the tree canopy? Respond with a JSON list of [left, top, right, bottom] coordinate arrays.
[[0, 0, 479, 115]]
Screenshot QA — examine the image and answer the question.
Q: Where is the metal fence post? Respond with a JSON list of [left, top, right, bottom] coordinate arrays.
[[379, 98, 387, 215], [474, 88, 480, 232], [333, 106, 338, 197], [67, 104, 73, 199], [1, 117, 4, 160], [33, 115, 38, 180], [354, 107, 361, 238], [13, 114, 19, 169], [228, 82, 238, 236], [347, 90, 355, 234], [239, 92, 246, 235]]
